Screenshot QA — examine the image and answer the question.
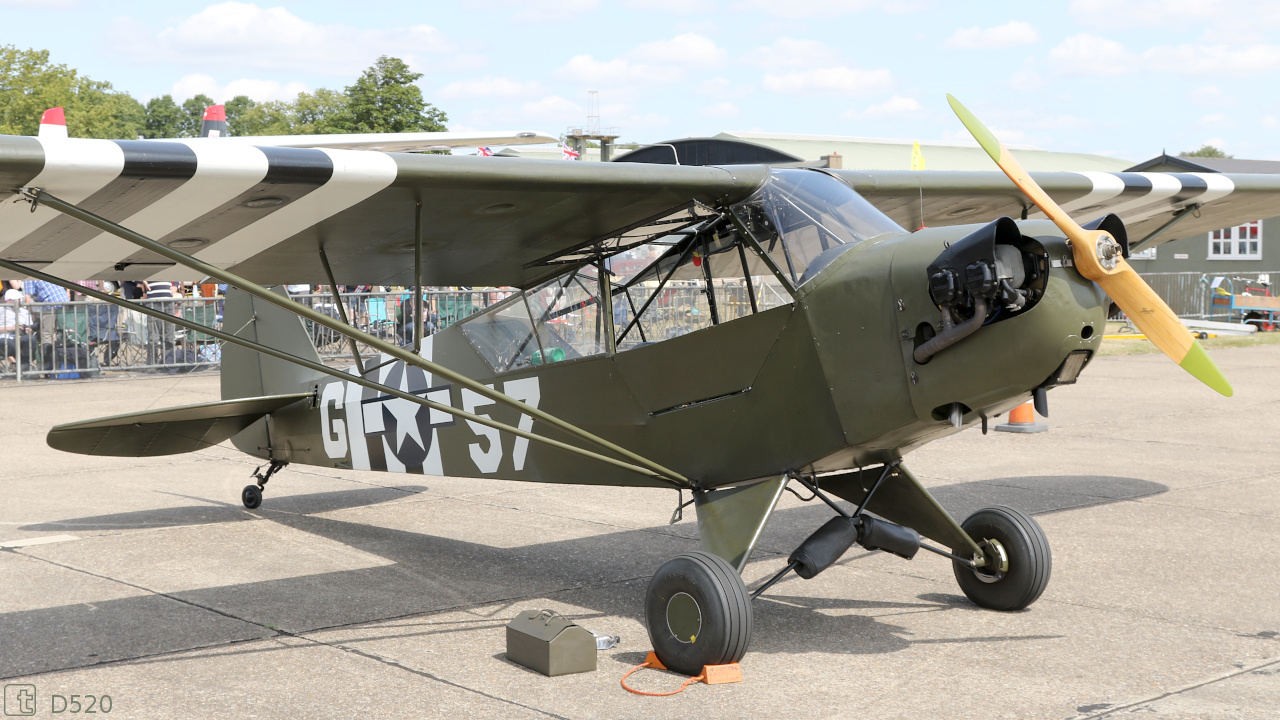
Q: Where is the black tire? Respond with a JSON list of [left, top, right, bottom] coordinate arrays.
[[645, 551, 752, 676], [242, 484, 263, 509], [952, 506, 1051, 611]]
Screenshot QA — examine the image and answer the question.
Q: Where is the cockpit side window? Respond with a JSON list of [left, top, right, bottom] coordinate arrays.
[[461, 268, 605, 372], [732, 169, 905, 286], [611, 221, 791, 352], [462, 203, 806, 372]]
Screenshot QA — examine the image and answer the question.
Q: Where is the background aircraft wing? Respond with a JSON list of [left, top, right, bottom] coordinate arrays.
[[839, 169, 1280, 248], [164, 129, 560, 152], [0, 135, 765, 288]]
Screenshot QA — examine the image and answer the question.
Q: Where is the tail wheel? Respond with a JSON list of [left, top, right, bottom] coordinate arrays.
[[952, 506, 1051, 611], [644, 551, 752, 676]]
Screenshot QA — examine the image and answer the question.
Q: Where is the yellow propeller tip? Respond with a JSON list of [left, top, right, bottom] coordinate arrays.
[[944, 94, 1001, 160], [1180, 341, 1233, 397]]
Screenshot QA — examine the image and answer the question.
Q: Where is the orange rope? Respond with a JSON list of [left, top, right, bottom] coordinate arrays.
[[620, 660, 705, 696]]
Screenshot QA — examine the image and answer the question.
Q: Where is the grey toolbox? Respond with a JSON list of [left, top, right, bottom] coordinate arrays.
[[506, 609, 597, 676]]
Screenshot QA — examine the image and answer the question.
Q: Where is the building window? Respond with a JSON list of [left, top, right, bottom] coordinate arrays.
[[1130, 246, 1157, 260], [1208, 220, 1262, 260]]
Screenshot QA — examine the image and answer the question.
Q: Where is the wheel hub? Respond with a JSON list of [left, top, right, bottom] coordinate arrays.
[[972, 538, 1009, 583], [665, 592, 702, 644]]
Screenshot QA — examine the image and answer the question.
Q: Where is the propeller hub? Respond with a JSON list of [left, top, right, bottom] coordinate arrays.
[[1095, 233, 1121, 271]]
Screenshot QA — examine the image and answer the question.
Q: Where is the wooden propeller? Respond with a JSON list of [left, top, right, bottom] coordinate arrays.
[[947, 94, 1231, 396]]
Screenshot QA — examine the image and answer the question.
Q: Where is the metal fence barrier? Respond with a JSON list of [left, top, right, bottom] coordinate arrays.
[[0, 289, 513, 383], [1135, 270, 1278, 320], [4, 272, 1268, 382]]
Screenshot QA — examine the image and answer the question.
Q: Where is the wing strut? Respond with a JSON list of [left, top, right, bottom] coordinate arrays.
[[14, 187, 693, 489], [316, 244, 366, 375]]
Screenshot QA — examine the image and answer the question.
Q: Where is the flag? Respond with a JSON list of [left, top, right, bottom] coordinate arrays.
[[477, 146, 493, 157], [910, 141, 926, 171], [561, 142, 580, 160]]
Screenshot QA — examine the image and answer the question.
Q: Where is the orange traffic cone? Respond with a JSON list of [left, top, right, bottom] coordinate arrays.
[[994, 401, 1048, 433]]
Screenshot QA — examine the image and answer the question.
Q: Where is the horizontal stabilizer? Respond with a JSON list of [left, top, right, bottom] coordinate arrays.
[[47, 393, 311, 457]]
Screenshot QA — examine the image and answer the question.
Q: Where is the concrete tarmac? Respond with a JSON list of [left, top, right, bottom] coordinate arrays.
[[1, 346, 1277, 719]]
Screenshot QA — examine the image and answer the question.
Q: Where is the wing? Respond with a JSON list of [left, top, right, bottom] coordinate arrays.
[[157, 129, 560, 152], [0, 135, 765, 288], [838, 169, 1280, 247]]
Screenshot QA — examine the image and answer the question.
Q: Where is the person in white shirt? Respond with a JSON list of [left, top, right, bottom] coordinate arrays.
[[0, 288, 34, 369]]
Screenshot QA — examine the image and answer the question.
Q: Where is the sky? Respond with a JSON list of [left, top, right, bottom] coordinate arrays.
[[4, 0, 1280, 161]]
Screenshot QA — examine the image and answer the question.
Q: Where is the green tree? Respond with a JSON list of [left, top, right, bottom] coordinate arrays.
[[232, 99, 293, 136], [0, 45, 143, 139], [343, 56, 447, 133], [70, 79, 146, 139], [181, 93, 216, 137], [1182, 144, 1232, 158], [144, 95, 185, 138], [224, 95, 256, 136], [293, 87, 351, 134]]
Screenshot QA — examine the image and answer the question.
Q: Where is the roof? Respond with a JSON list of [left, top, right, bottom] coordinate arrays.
[[1126, 153, 1280, 174], [715, 131, 1135, 172]]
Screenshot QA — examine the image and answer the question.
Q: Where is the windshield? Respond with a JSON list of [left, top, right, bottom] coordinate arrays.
[[733, 169, 904, 285]]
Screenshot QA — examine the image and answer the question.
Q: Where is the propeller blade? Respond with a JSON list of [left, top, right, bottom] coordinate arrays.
[[946, 94, 1232, 396]]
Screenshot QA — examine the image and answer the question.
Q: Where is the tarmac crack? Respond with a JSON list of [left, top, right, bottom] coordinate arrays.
[[8, 544, 649, 702], [1069, 655, 1280, 719]]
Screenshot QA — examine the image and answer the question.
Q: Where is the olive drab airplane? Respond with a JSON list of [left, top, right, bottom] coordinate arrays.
[[1, 96, 1272, 675]]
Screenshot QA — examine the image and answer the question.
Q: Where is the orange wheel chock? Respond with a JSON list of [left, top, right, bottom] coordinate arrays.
[[620, 651, 743, 696]]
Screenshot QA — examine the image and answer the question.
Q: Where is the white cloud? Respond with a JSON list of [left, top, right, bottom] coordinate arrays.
[[112, 2, 456, 77], [1263, 116, 1280, 129], [1190, 85, 1236, 106], [519, 95, 583, 122], [1048, 34, 1134, 76], [943, 21, 1039, 50], [842, 95, 922, 120], [762, 66, 892, 95], [743, 38, 842, 68], [1200, 113, 1234, 128], [556, 33, 725, 88], [467, 0, 599, 23], [1144, 43, 1280, 76], [697, 77, 753, 99], [698, 102, 739, 118], [629, 33, 726, 67], [622, 0, 716, 13], [742, 0, 911, 17], [1008, 67, 1044, 90], [558, 55, 681, 85], [438, 76, 546, 100], [171, 73, 307, 103], [1068, 0, 1226, 28]]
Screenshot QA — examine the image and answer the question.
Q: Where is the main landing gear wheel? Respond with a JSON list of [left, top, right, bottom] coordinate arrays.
[[645, 551, 752, 676], [241, 484, 263, 509], [952, 506, 1051, 611]]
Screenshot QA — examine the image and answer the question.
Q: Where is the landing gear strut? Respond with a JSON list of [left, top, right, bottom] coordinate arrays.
[[242, 460, 287, 509]]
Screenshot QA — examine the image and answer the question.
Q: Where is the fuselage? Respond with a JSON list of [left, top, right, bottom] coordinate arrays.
[[260, 217, 1106, 489]]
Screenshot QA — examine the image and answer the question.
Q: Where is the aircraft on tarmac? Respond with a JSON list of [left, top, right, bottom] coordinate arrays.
[[0, 96, 1269, 676], [34, 102, 558, 150]]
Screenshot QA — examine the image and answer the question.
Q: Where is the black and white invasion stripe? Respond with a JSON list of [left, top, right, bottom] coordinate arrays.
[[0, 136, 396, 281]]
